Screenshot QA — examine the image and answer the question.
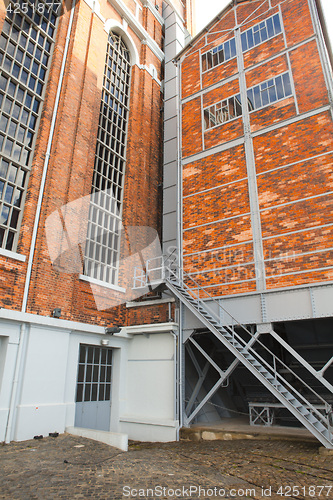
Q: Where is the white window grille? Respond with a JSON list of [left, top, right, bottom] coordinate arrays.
[[204, 94, 242, 130], [84, 32, 131, 285], [241, 13, 282, 53], [247, 72, 292, 111], [0, 0, 59, 251], [201, 37, 237, 73]]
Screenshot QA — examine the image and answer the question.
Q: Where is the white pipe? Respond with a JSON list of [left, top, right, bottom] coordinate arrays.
[[175, 57, 184, 435], [171, 331, 178, 425], [5, 324, 26, 443], [21, 0, 76, 312]]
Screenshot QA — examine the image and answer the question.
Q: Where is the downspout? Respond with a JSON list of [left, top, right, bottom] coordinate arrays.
[[171, 330, 179, 435], [21, 0, 76, 313], [175, 57, 184, 436], [4, 0, 76, 444]]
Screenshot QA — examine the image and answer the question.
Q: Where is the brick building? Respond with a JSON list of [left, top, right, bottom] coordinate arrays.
[[156, 0, 333, 448], [0, 0, 194, 447], [2, 0, 333, 450]]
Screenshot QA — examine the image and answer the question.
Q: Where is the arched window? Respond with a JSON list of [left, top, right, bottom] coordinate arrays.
[[84, 32, 131, 285], [0, 1, 59, 252]]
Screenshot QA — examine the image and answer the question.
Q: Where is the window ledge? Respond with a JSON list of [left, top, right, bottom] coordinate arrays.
[[79, 274, 126, 293], [0, 248, 26, 263]]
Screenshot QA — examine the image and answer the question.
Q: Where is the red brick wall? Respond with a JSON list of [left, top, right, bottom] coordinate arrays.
[[180, 0, 333, 297], [0, 0, 170, 326], [182, 97, 202, 157], [203, 79, 240, 107], [183, 146, 247, 197], [182, 52, 200, 99], [290, 40, 328, 113], [202, 58, 238, 89]]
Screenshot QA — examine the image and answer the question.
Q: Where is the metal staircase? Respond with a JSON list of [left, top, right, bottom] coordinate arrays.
[[133, 256, 333, 448]]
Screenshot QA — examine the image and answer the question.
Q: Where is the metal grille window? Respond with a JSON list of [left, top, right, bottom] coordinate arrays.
[[203, 94, 242, 130], [84, 32, 131, 285], [247, 72, 292, 111], [0, 0, 59, 251], [201, 37, 236, 73], [76, 345, 113, 403], [241, 13, 282, 52]]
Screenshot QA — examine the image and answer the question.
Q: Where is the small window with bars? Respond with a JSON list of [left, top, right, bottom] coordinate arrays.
[[201, 37, 236, 73], [241, 13, 282, 53], [76, 345, 113, 403], [203, 94, 242, 130], [247, 72, 292, 111], [0, 0, 59, 251], [84, 32, 131, 285]]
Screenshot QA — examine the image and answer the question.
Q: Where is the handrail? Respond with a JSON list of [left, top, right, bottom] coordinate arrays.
[[167, 265, 331, 423], [143, 254, 333, 432], [135, 255, 333, 433]]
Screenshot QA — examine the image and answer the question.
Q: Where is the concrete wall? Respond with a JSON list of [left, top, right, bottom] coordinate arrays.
[[119, 327, 178, 441], [0, 313, 178, 444]]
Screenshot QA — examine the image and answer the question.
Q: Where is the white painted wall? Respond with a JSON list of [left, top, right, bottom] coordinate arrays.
[[0, 315, 179, 445], [0, 316, 130, 443], [0, 322, 21, 442], [120, 331, 178, 441]]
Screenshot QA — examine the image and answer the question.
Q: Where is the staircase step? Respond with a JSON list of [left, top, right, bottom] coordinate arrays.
[[305, 414, 317, 423], [254, 367, 266, 373], [166, 278, 333, 447], [298, 408, 310, 417], [311, 421, 326, 432]]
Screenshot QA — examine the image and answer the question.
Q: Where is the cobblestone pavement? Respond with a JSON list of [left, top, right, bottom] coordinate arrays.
[[1, 434, 333, 499]]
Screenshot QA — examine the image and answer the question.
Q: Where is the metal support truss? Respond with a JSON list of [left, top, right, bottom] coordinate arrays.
[[184, 331, 261, 426]]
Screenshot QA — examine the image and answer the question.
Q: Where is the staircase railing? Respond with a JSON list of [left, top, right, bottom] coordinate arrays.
[[134, 254, 333, 434]]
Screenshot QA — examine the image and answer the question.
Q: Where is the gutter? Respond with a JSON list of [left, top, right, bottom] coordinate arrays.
[[175, 57, 184, 437]]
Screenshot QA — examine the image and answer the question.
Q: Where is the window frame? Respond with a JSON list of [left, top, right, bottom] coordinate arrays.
[[0, 0, 60, 252], [203, 93, 242, 131], [83, 31, 132, 286], [201, 37, 237, 74], [246, 71, 293, 113], [241, 13, 282, 53]]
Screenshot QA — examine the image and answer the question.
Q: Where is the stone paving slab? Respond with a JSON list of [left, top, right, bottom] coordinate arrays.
[[1, 434, 333, 499]]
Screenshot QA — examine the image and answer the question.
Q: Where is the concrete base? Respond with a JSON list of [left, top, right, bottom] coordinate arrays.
[[181, 418, 318, 444], [319, 447, 333, 455], [66, 427, 128, 451], [120, 417, 178, 442]]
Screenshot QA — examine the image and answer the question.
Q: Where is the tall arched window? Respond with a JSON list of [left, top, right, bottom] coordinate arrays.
[[0, 0, 59, 252], [84, 32, 131, 285]]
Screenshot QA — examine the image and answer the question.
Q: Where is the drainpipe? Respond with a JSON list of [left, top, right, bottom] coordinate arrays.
[[5, 0, 76, 445], [171, 330, 178, 428], [5, 324, 26, 443], [21, 0, 76, 313], [175, 57, 184, 436]]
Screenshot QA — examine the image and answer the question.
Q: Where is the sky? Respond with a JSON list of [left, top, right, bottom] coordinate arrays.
[[195, 0, 333, 45]]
